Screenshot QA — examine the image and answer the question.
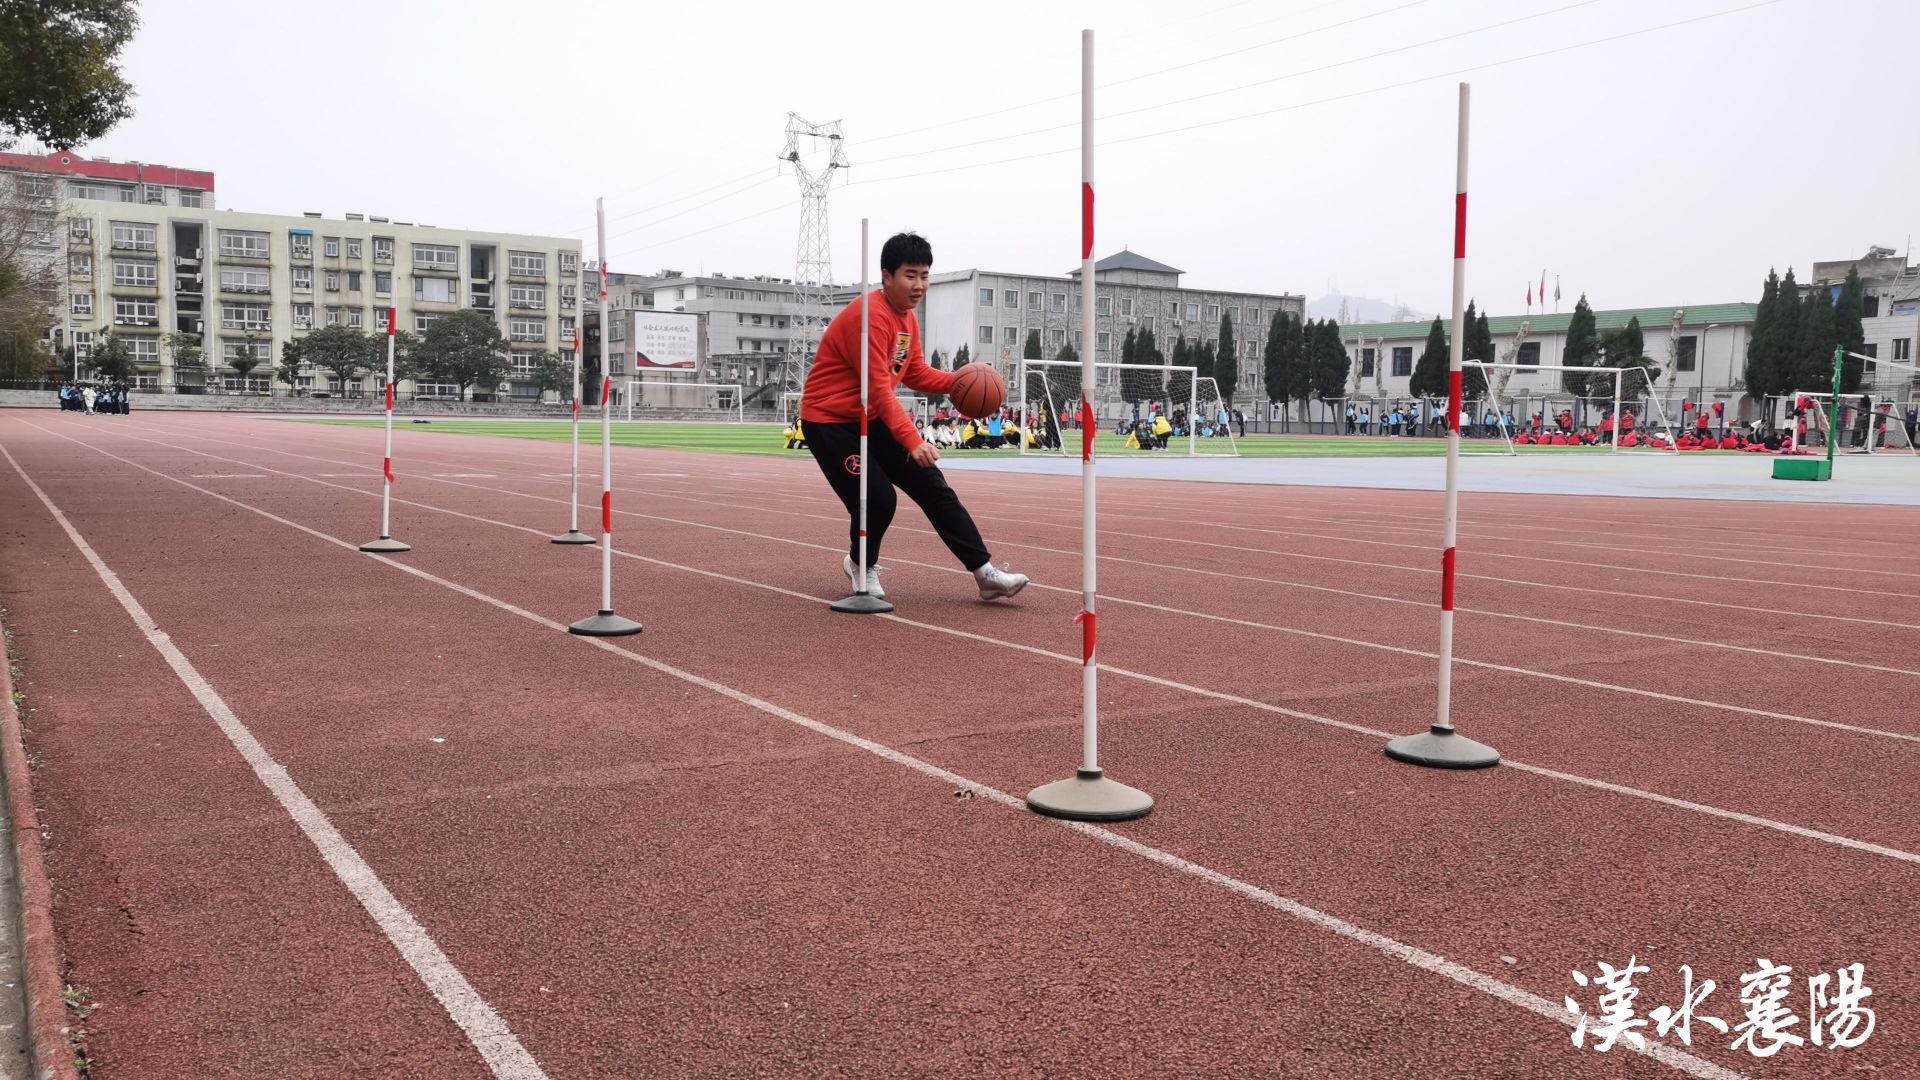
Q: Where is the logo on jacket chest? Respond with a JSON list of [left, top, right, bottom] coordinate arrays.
[[890, 332, 911, 375]]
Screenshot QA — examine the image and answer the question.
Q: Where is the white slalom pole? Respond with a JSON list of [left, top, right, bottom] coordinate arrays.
[[1385, 82, 1498, 770], [552, 261, 593, 544], [359, 305, 409, 553], [830, 220, 891, 614], [1027, 28, 1152, 821], [567, 199, 641, 636]]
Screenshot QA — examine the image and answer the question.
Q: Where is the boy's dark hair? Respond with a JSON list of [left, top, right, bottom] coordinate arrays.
[[881, 232, 933, 274]]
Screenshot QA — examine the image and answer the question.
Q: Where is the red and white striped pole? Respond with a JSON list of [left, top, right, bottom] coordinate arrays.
[[568, 198, 641, 637], [1027, 28, 1152, 821], [359, 305, 409, 553], [1386, 83, 1498, 770], [830, 218, 892, 614], [552, 259, 594, 544]]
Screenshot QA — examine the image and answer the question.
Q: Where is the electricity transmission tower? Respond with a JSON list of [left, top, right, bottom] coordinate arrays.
[[778, 113, 848, 396]]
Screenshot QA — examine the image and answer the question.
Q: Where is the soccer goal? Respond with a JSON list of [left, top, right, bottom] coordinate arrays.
[[1468, 361, 1682, 455], [1015, 358, 1240, 457], [625, 380, 744, 422], [1786, 391, 1920, 456]]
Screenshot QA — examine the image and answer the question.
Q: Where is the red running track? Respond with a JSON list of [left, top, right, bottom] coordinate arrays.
[[1, 409, 1916, 1079]]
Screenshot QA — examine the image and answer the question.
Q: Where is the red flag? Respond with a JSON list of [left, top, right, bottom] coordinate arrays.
[[1540, 269, 1547, 303], [1526, 282, 1533, 309]]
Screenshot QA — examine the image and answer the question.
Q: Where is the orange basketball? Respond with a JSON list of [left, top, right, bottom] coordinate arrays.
[[950, 363, 1006, 420]]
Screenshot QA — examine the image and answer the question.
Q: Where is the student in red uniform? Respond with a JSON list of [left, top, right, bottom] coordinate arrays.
[[800, 232, 1029, 602]]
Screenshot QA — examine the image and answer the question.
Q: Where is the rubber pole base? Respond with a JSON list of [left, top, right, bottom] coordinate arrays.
[[568, 611, 643, 637], [830, 592, 895, 614], [550, 530, 596, 545], [1384, 727, 1500, 769], [1026, 769, 1154, 822], [358, 536, 411, 553]]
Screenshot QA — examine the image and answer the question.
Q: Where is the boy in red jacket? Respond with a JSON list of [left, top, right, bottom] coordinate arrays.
[[800, 232, 1029, 602]]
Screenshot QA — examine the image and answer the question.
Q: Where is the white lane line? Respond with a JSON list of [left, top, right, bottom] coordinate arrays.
[[0, 446, 550, 1080], [15, 430, 1748, 1080], [89, 426, 1920, 745], [188, 473, 269, 479], [431, 473, 498, 479], [39, 422, 1920, 871]]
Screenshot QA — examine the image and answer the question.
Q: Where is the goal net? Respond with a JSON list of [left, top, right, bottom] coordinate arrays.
[[780, 391, 928, 426], [625, 380, 744, 422], [1785, 392, 1920, 455], [1470, 361, 1681, 455], [1015, 358, 1240, 457]]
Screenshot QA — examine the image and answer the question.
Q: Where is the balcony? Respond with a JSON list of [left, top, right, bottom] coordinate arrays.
[[218, 247, 271, 265], [470, 295, 494, 310], [69, 231, 93, 248], [219, 282, 272, 297]]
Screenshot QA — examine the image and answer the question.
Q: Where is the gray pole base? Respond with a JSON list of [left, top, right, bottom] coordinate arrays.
[[830, 592, 895, 614], [358, 536, 411, 553], [568, 611, 643, 637], [1026, 769, 1154, 822], [1384, 727, 1500, 769], [550, 530, 596, 545]]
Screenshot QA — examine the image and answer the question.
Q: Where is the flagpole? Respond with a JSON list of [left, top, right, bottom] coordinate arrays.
[[359, 305, 409, 553], [567, 198, 642, 637]]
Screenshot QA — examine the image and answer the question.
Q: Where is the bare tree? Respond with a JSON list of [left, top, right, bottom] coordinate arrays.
[[0, 166, 60, 379]]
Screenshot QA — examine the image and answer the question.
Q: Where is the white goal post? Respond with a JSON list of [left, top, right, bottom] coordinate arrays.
[[1784, 389, 1920, 456], [625, 380, 744, 422], [1467, 360, 1681, 455], [1015, 358, 1240, 456]]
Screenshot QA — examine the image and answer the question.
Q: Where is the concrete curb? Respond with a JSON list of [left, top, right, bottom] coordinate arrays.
[[0, 626, 80, 1080]]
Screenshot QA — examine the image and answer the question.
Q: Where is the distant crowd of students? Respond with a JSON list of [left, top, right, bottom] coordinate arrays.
[[56, 383, 132, 415]]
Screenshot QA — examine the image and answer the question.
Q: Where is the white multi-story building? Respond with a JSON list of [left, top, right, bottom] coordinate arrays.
[[921, 250, 1306, 403], [1339, 302, 1759, 416], [1808, 247, 1920, 395]]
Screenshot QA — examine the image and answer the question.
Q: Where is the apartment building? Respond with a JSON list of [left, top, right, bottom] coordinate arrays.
[[921, 250, 1306, 403]]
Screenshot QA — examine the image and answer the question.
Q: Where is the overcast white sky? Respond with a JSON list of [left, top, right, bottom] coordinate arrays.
[[73, 0, 1917, 316]]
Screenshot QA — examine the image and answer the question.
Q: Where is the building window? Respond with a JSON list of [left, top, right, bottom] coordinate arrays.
[[1862, 295, 1880, 318], [414, 314, 439, 333], [1051, 293, 1066, 312], [1186, 303, 1199, 321], [1097, 296, 1111, 316], [347, 239, 362, 259], [219, 266, 269, 293], [509, 284, 545, 309], [509, 318, 546, 342], [70, 292, 91, 315], [323, 307, 338, 326], [69, 218, 91, 241], [1895, 339, 1912, 362], [509, 251, 546, 276], [71, 253, 92, 277], [977, 325, 993, 344], [374, 271, 392, 294], [1121, 297, 1134, 317], [347, 271, 362, 291], [1676, 335, 1697, 372], [560, 316, 575, 338], [113, 259, 158, 287], [1003, 326, 1018, 346], [978, 288, 993, 307], [415, 277, 456, 303], [223, 340, 271, 364], [69, 182, 110, 200], [293, 303, 314, 329], [110, 221, 156, 251], [1144, 316, 1155, 334], [1207, 304, 1221, 323], [1003, 289, 1018, 308], [349, 309, 364, 329], [221, 303, 270, 330], [510, 351, 541, 375], [1028, 291, 1042, 310], [1392, 346, 1413, 377], [220, 230, 269, 258], [290, 232, 312, 258], [1360, 348, 1375, 377], [114, 298, 158, 324], [323, 237, 340, 258], [70, 330, 92, 358], [1097, 331, 1111, 352], [325, 271, 340, 291], [412, 244, 457, 271], [374, 237, 393, 263], [179, 191, 202, 208], [130, 337, 159, 364], [560, 251, 577, 272], [560, 284, 577, 307], [1049, 327, 1065, 346], [1517, 341, 1540, 366], [376, 308, 391, 331], [1247, 307, 1260, 325]]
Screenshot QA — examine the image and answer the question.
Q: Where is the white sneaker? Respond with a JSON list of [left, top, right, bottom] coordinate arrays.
[[843, 554, 886, 599], [974, 562, 1029, 601]]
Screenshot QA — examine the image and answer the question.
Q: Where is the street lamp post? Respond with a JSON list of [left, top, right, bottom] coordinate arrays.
[[1699, 323, 1719, 435]]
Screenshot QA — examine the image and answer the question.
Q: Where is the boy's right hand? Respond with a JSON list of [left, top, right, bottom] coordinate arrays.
[[910, 443, 940, 468]]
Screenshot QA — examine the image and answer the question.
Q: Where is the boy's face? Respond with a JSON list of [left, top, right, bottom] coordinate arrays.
[[882, 263, 930, 312]]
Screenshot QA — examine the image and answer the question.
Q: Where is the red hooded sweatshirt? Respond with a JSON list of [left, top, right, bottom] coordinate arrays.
[[800, 289, 956, 452]]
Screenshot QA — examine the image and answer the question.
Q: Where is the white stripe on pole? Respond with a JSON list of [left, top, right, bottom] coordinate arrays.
[[858, 219, 871, 594]]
